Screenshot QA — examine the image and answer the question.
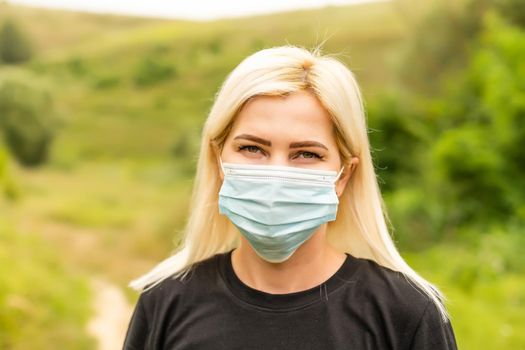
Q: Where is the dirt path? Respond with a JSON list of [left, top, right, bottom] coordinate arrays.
[[15, 214, 143, 349], [87, 278, 134, 350]]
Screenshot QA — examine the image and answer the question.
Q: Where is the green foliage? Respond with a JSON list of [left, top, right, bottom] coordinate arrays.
[[0, 18, 32, 64], [367, 92, 425, 191], [49, 196, 136, 228], [429, 11, 525, 225], [207, 38, 223, 54], [495, 0, 525, 27], [0, 221, 95, 349], [375, 3, 525, 239], [133, 56, 177, 87], [0, 147, 19, 200], [92, 74, 120, 89], [170, 127, 201, 176], [0, 69, 62, 167], [396, 0, 492, 95], [66, 57, 88, 77], [471, 12, 525, 173], [432, 125, 510, 222], [405, 227, 525, 349]]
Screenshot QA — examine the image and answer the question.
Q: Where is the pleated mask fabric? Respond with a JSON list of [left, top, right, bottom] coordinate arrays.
[[218, 158, 343, 263]]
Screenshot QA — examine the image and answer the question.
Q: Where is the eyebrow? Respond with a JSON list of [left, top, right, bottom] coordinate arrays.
[[233, 134, 328, 150], [234, 134, 271, 146], [290, 140, 328, 150]]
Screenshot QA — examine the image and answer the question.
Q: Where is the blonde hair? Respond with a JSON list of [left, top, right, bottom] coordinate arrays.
[[129, 45, 450, 322]]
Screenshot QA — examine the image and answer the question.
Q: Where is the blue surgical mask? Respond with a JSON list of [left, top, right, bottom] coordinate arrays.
[[218, 158, 344, 263]]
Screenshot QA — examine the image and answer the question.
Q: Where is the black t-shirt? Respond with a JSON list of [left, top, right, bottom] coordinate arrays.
[[123, 250, 458, 349]]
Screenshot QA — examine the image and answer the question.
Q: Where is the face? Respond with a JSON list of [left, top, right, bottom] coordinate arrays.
[[218, 89, 358, 196]]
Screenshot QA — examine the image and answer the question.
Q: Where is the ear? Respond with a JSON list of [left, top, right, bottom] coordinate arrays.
[[335, 156, 359, 197]]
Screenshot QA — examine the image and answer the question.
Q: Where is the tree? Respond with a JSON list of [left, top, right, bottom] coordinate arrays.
[[394, 0, 495, 95], [430, 11, 525, 225], [0, 69, 61, 167], [0, 18, 33, 64]]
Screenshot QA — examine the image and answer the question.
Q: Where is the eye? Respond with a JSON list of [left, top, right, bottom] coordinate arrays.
[[238, 145, 263, 154], [295, 151, 322, 159]]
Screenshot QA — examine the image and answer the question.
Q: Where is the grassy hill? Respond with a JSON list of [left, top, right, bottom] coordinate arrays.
[[1, 1, 408, 164], [0, 3, 168, 55]]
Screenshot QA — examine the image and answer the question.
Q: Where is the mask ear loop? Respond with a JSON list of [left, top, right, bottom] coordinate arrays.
[[333, 166, 345, 183], [219, 157, 225, 174]]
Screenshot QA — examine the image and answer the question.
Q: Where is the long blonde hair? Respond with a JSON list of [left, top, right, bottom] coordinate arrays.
[[129, 44, 450, 322]]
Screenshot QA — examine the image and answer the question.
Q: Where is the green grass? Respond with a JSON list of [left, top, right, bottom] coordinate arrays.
[[5, 157, 193, 292], [0, 219, 95, 349], [0, 3, 166, 56], [405, 229, 525, 349]]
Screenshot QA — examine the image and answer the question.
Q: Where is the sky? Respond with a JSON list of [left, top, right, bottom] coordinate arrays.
[[6, 0, 386, 21]]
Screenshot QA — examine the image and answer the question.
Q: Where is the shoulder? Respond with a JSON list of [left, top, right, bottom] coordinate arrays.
[[348, 256, 457, 348], [351, 256, 437, 324], [136, 252, 225, 312], [124, 254, 226, 349], [347, 258, 456, 349], [339, 256, 456, 348], [355, 257, 430, 304]]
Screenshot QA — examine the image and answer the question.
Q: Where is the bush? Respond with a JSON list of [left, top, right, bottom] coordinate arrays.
[[66, 57, 88, 76], [92, 75, 120, 89], [0, 19, 32, 64], [133, 56, 176, 87], [383, 6, 525, 238], [0, 69, 62, 167], [429, 11, 525, 225], [367, 92, 426, 192], [394, 0, 518, 96]]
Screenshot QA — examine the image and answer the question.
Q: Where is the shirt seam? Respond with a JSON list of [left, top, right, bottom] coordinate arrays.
[[219, 261, 365, 313], [405, 298, 432, 349], [138, 293, 151, 335]]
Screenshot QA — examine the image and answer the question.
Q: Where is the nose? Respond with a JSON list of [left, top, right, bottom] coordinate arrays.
[[266, 152, 291, 167]]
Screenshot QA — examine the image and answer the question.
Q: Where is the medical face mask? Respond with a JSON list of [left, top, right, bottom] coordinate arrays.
[[218, 158, 344, 263]]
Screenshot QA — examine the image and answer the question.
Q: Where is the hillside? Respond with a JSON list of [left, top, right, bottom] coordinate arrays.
[[1, 1, 407, 164]]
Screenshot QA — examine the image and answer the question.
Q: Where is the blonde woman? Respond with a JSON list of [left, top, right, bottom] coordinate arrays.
[[123, 45, 457, 349]]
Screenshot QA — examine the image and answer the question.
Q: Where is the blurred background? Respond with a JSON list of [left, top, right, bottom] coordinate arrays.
[[0, 0, 524, 348]]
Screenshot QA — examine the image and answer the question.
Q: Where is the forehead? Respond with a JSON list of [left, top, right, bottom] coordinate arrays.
[[232, 90, 334, 137]]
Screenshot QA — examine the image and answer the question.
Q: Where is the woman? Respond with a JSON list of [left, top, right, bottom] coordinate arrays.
[[123, 45, 458, 349]]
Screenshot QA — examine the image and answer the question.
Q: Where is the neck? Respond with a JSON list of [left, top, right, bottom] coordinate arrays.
[[231, 225, 346, 294]]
